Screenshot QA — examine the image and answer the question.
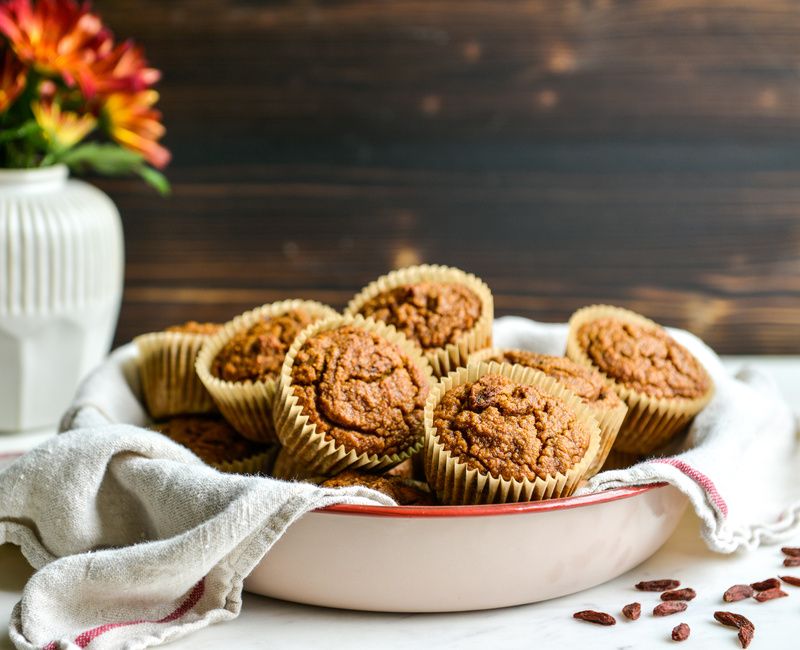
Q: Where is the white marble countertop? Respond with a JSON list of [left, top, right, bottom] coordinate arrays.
[[1, 356, 798, 649]]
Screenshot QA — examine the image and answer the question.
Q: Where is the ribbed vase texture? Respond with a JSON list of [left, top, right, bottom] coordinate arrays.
[[0, 166, 123, 430]]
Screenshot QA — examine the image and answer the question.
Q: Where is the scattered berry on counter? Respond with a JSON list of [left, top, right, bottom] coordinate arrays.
[[723, 584, 754, 602], [661, 588, 696, 602], [573, 610, 616, 626], [753, 587, 788, 602], [635, 579, 680, 592], [714, 611, 755, 649], [671, 622, 690, 642], [750, 578, 780, 591], [621, 602, 641, 620]]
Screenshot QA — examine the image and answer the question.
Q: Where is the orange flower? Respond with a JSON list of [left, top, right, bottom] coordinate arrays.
[[0, 0, 111, 90], [104, 90, 170, 168], [31, 98, 96, 150], [84, 40, 160, 98], [0, 45, 27, 112]]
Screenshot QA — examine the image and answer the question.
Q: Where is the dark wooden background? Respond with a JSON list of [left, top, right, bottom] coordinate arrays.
[[98, 0, 800, 354]]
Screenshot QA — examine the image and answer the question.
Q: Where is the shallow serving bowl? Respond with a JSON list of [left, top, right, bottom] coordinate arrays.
[[246, 483, 687, 612], [61, 344, 689, 613]]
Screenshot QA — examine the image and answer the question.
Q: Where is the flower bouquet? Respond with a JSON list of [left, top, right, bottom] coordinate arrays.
[[0, 0, 169, 192]]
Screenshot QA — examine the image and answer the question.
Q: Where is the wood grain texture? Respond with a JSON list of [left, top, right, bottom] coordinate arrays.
[[96, 0, 800, 353]]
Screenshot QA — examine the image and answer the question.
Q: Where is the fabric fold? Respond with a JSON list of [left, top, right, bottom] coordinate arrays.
[[1, 427, 392, 650]]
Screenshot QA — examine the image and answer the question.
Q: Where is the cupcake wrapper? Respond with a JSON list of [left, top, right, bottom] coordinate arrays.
[[424, 361, 601, 505], [565, 305, 715, 455], [467, 347, 627, 478], [273, 314, 435, 477], [344, 264, 494, 377], [600, 449, 645, 472], [585, 402, 628, 476], [270, 446, 327, 482], [195, 300, 339, 443], [213, 445, 279, 476], [135, 332, 216, 419]]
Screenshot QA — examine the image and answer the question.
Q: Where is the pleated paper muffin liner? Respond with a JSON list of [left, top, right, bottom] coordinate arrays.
[[271, 446, 327, 482], [344, 264, 494, 377], [271, 447, 434, 506], [213, 445, 279, 476], [583, 402, 627, 476], [195, 300, 339, 444], [468, 347, 627, 477], [273, 314, 435, 477], [565, 305, 715, 456], [424, 361, 601, 505], [135, 332, 217, 419], [600, 449, 645, 472]]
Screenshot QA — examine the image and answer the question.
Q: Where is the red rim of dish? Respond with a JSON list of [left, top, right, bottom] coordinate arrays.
[[318, 482, 666, 518], [0, 450, 665, 519]]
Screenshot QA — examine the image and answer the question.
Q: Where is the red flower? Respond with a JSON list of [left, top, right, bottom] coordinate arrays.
[[83, 39, 160, 98], [1, 0, 170, 182], [0, 0, 111, 91], [0, 44, 26, 112]]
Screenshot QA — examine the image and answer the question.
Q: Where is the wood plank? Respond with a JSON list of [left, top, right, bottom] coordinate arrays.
[[88, 1, 800, 353]]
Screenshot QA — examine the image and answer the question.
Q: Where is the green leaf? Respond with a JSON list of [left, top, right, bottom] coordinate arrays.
[[61, 143, 145, 174], [61, 143, 171, 195], [136, 165, 171, 196], [0, 120, 40, 145]]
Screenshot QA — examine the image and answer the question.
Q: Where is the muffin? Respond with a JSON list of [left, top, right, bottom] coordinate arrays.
[[154, 415, 276, 474], [425, 362, 600, 505], [166, 322, 220, 336], [273, 314, 434, 477], [210, 309, 319, 383], [135, 320, 222, 419], [344, 265, 493, 376], [469, 349, 627, 475], [566, 305, 714, 455], [321, 470, 435, 505], [195, 300, 339, 443]]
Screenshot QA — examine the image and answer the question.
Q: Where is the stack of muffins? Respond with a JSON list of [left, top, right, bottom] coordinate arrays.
[[134, 264, 714, 506]]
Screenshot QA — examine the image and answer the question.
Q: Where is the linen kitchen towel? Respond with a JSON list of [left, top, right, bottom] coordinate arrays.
[[0, 316, 797, 648], [0, 427, 392, 650]]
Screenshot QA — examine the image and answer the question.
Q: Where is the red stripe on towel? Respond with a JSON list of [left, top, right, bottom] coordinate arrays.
[[653, 458, 728, 516], [43, 578, 205, 650]]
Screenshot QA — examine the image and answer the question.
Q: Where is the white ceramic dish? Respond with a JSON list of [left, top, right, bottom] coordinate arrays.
[[246, 483, 687, 612], [60, 344, 689, 612]]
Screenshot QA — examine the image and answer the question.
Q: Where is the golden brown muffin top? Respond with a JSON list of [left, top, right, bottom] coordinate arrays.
[[165, 321, 221, 336], [291, 325, 429, 457], [154, 416, 266, 464], [356, 282, 482, 350], [211, 308, 316, 383], [321, 470, 435, 505], [433, 374, 591, 482], [481, 350, 623, 410], [577, 317, 711, 399]]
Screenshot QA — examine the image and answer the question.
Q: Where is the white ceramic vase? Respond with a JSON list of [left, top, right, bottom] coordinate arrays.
[[0, 165, 123, 431]]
